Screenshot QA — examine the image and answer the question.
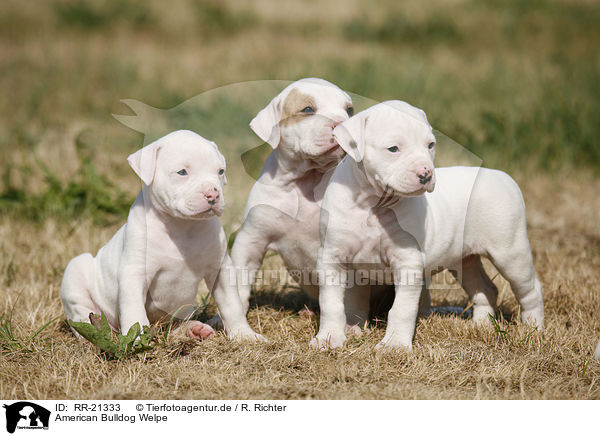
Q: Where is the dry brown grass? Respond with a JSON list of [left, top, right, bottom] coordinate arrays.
[[1, 0, 599, 400], [1, 168, 599, 400]]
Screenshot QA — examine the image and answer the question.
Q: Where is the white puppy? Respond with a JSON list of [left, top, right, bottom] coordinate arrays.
[[229, 78, 380, 332], [312, 101, 545, 349], [61, 130, 262, 341]]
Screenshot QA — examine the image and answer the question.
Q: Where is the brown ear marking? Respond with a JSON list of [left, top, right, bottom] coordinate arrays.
[[280, 88, 317, 127]]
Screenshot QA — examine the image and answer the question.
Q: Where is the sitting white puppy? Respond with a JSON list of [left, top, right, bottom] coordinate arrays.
[[61, 130, 262, 341], [312, 101, 545, 349], [230, 78, 376, 332]]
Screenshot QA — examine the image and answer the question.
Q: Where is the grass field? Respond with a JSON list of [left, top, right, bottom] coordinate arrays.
[[1, 0, 599, 399]]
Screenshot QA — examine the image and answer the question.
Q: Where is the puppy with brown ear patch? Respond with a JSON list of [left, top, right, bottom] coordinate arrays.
[[61, 130, 263, 342], [224, 78, 376, 334]]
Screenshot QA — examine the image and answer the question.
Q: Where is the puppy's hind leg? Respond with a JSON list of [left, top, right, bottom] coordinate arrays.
[[60, 253, 100, 338], [451, 255, 498, 323], [487, 245, 544, 329]]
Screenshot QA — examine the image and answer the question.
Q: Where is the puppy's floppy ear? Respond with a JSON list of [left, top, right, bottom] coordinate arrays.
[[127, 139, 161, 185], [209, 140, 228, 185], [250, 93, 283, 148], [333, 113, 368, 162]]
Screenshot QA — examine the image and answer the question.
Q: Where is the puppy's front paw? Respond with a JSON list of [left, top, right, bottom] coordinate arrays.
[[472, 306, 495, 324], [187, 321, 215, 340], [227, 327, 267, 343], [521, 308, 544, 330], [309, 331, 346, 350], [375, 334, 412, 351]]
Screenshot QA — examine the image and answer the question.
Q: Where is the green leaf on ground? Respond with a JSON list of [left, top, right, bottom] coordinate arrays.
[[68, 312, 157, 359]]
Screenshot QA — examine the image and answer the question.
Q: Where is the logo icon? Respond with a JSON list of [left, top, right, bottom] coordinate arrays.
[[2, 402, 50, 433]]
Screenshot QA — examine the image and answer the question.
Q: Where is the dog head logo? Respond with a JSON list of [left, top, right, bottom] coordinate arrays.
[[2, 402, 50, 433]]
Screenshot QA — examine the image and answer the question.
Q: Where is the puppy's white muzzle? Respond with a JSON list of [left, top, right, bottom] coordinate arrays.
[[184, 186, 224, 218], [387, 163, 436, 197]]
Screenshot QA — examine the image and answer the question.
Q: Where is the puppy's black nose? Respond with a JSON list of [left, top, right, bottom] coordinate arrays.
[[417, 168, 432, 185]]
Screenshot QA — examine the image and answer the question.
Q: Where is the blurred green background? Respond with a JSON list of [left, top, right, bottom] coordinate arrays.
[[0, 0, 598, 227]]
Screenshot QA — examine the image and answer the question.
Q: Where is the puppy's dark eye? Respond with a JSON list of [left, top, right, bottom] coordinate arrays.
[[387, 146, 399, 153], [428, 142, 435, 150], [346, 106, 354, 117], [300, 106, 315, 114], [177, 169, 188, 176], [218, 168, 225, 176]]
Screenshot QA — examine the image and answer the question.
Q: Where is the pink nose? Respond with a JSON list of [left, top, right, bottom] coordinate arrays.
[[328, 116, 346, 129], [417, 167, 433, 185], [203, 188, 220, 205]]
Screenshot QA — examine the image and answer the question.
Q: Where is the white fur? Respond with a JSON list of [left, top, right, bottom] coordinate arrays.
[[228, 78, 375, 330], [311, 101, 544, 350], [61, 130, 262, 341], [250, 77, 352, 150]]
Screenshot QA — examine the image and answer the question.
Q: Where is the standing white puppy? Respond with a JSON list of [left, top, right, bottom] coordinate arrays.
[[312, 101, 544, 349], [61, 130, 262, 341], [229, 78, 377, 331]]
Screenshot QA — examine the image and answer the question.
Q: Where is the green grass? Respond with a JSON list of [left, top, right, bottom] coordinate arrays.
[[0, 129, 131, 224], [0, 301, 59, 353], [0, 0, 598, 225], [54, 0, 154, 30], [344, 11, 462, 45]]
